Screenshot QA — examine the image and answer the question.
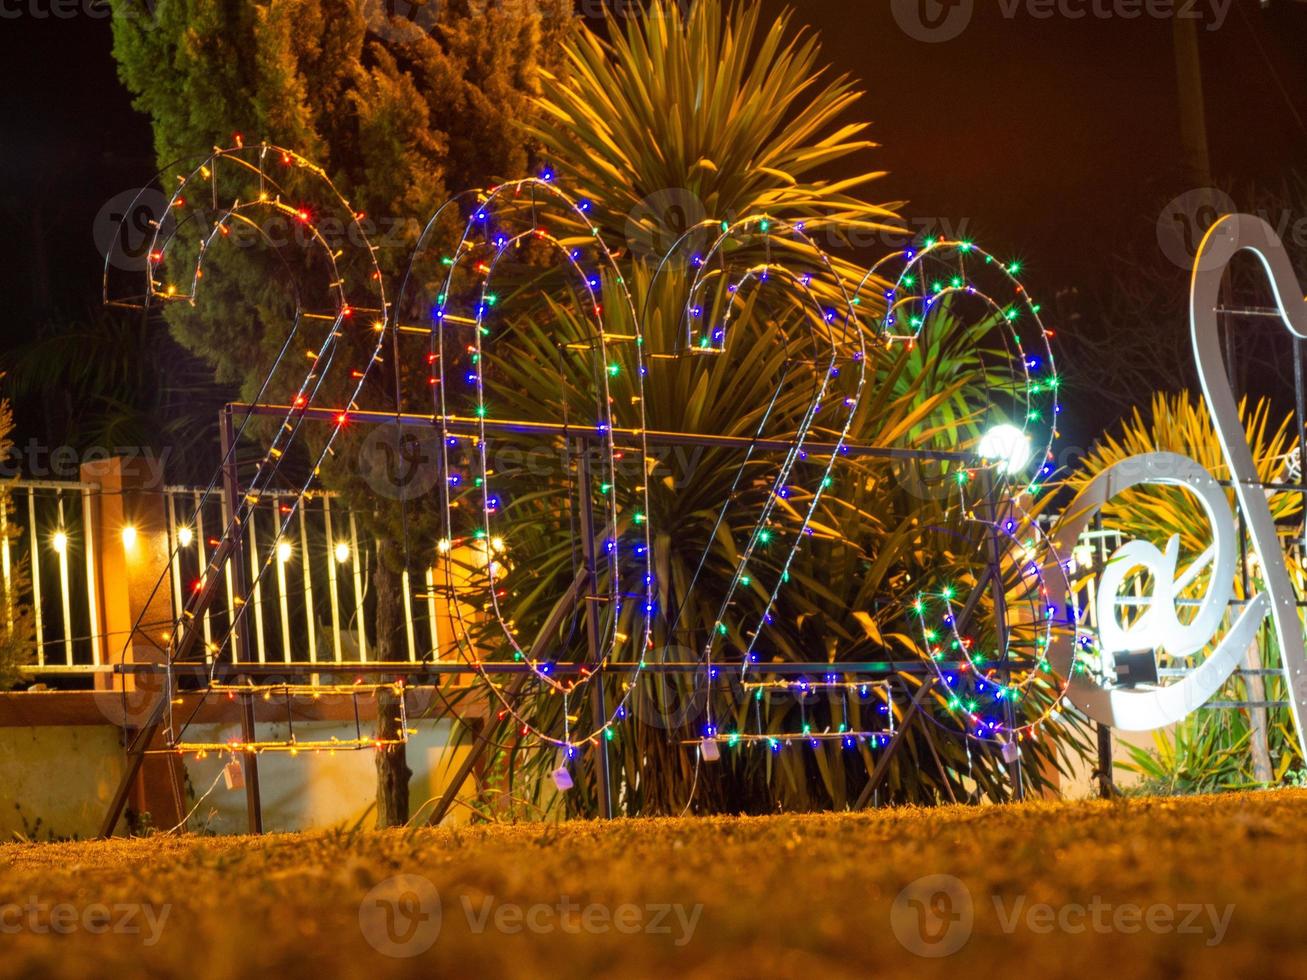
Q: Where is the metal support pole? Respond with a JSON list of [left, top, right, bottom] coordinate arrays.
[[97, 695, 166, 838], [426, 567, 590, 827], [575, 437, 614, 820], [1087, 509, 1116, 799], [1096, 722, 1115, 799], [982, 471, 1023, 800], [1295, 339, 1307, 562], [221, 407, 262, 834], [98, 409, 259, 837], [854, 678, 935, 810]]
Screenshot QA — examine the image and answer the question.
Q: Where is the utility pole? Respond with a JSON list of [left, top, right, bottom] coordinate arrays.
[[1173, 14, 1279, 785], [1173, 18, 1213, 188]]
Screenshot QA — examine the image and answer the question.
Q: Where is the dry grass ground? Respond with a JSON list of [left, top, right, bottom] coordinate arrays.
[[2, 790, 1306, 978]]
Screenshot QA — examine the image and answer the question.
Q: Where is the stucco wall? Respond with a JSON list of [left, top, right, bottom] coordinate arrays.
[[1, 717, 476, 840]]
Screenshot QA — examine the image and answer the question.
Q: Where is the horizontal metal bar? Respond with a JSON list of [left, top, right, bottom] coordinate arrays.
[[229, 403, 974, 464], [1201, 701, 1289, 710], [161, 484, 324, 498], [1219, 478, 1307, 493], [11, 479, 100, 492], [115, 660, 964, 678], [1214, 306, 1287, 319]]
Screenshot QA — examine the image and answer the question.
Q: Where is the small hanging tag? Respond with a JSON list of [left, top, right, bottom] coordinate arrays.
[[700, 737, 721, 763], [224, 760, 245, 790], [551, 766, 573, 792], [1001, 740, 1020, 764]]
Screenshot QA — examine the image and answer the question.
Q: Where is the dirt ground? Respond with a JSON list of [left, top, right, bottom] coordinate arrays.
[[2, 790, 1306, 978]]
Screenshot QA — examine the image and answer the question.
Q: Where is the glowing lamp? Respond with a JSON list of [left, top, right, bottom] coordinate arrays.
[[334, 541, 350, 564], [978, 424, 1032, 474], [177, 526, 194, 548], [276, 541, 292, 563], [121, 525, 137, 549], [52, 531, 67, 555]]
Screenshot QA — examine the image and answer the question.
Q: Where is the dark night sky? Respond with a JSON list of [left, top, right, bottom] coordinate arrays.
[[1, 1, 1305, 447]]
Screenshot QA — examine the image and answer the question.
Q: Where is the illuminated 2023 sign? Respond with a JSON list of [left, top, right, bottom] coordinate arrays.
[[1049, 215, 1307, 759]]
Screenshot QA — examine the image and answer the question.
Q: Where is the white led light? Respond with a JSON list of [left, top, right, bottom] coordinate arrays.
[[978, 424, 1032, 473]]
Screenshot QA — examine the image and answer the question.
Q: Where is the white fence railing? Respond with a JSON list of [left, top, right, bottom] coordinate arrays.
[[6, 482, 447, 676]]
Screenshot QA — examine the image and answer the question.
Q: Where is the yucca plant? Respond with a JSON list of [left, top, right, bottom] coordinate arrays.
[[431, 0, 1090, 818], [1068, 391, 1305, 791], [529, 0, 902, 266], [449, 265, 1086, 816]]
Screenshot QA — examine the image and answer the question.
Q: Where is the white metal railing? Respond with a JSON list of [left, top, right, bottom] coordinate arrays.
[[5, 482, 446, 676], [2, 480, 101, 671]]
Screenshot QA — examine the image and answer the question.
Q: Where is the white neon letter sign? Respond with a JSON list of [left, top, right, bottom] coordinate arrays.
[[1050, 215, 1307, 758]]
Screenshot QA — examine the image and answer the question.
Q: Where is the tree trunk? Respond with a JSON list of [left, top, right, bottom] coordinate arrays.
[[373, 539, 411, 828]]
